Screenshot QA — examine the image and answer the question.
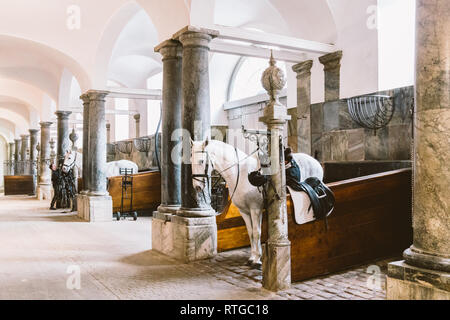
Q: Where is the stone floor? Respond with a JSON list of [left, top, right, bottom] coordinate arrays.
[[0, 195, 390, 300]]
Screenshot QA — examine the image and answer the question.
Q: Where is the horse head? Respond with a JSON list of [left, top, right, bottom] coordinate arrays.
[[190, 137, 213, 193], [62, 150, 76, 173]]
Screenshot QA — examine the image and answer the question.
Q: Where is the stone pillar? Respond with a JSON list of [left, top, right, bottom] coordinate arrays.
[[106, 123, 111, 144], [260, 54, 292, 292], [292, 60, 313, 155], [134, 113, 140, 138], [319, 51, 342, 102], [29, 129, 39, 195], [154, 40, 182, 215], [152, 27, 219, 263], [20, 135, 29, 175], [14, 139, 21, 175], [55, 111, 72, 167], [387, 0, 450, 300], [80, 94, 90, 193], [37, 122, 53, 200], [20, 134, 29, 162], [175, 26, 218, 218], [78, 90, 112, 222], [8, 142, 14, 175]]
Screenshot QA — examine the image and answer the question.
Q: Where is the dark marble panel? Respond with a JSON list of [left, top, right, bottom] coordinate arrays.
[[323, 101, 340, 132], [365, 127, 389, 160], [388, 124, 412, 160], [310, 103, 323, 134]]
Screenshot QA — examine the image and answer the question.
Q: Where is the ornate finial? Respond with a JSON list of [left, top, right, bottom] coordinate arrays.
[[69, 128, 79, 151], [261, 51, 286, 103], [269, 50, 275, 66]]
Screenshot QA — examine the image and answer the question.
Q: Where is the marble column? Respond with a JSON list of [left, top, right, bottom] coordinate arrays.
[[319, 51, 342, 102], [20, 134, 29, 175], [175, 26, 218, 218], [134, 113, 141, 138], [151, 27, 219, 263], [8, 142, 14, 175], [14, 139, 21, 175], [260, 54, 291, 292], [20, 135, 29, 162], [55, 111, 72, 167], [387, 0, 450, 300], [80, 94, 90, 193], [154, 39, 182, 215], [29, 129, 39, 176], [37, 122, 53, 200], [29, 129, 39, 195], [106, 123, 111, 144], [292, 60, 313, 155], [77, 90, 112, 222]]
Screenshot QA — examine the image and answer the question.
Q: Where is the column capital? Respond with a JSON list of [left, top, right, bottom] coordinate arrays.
[[29, 129, 40, 135], [133, 113, 140, 121], [319, 50, 343, 71], [55, 110, 72, 120], [173, 25, 219, 49], [155, 39, 183, 60], [292, 60, 313, 76], [106, 123, 111, 129], [14, 138, 21, 143], [80, 93, 91, 104], [20, 134, 30, 139], [39, 121, 53, 128], [86, 90, 109, 101]]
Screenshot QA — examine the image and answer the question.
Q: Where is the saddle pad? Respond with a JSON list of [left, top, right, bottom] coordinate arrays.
[[287, 186, 315, 225]]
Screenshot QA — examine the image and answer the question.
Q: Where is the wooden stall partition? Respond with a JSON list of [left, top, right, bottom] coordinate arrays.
[[289, 168, 412, 282], [217, 169, 413, 282], [4, 176, 35, 196], [79, 171, 161, 214]]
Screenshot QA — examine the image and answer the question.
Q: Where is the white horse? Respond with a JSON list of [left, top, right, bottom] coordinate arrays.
[[191, 139, 323, 268], [62, 150, 139, 178]]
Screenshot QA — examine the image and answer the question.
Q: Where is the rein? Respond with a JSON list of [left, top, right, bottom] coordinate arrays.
[[63, 152, 77, 171]]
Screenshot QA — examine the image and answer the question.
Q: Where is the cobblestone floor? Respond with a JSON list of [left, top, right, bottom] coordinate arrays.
[[0, 195, 392, 300], [198, 248, 392, 300]]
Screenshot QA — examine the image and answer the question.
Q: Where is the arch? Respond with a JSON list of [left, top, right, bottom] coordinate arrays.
[[0, 79, 46, 114], [0, 109, 30, 135], [0, 118, 16, 142], [93, 2, 145, 88], [0, 34, 91, 93]]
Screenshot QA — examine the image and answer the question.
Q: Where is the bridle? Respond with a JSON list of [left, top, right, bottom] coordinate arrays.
[[191, 145, 243, 203], [62, 151, 77, 172]]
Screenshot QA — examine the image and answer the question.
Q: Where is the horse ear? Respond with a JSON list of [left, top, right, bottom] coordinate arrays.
[[205, 137, 210, 147]]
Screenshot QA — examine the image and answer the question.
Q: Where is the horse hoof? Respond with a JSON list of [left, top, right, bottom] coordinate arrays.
[[251, 262, 262, 270]]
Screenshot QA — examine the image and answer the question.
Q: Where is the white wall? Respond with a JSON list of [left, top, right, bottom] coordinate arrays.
[[378, 0, 416, 91]]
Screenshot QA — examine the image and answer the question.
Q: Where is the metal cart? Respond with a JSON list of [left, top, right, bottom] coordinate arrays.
[[116, 168, 138, 221]]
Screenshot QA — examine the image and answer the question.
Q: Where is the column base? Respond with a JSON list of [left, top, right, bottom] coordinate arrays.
[[77, 194, 113, 222], [262, 241, 291, 292], [387, 260, 450, 300], [177, 207, 216, 218], [37, 184, 52, 201], [152, 212, 217, 263], [157, 204, 180, 215], [403, 246, 450, 273]]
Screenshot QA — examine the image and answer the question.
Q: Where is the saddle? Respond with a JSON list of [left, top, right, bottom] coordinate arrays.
[[249, 158, 335, 229], [287, 168, 335, 229]]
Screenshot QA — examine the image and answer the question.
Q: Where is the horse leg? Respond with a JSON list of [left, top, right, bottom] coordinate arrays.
[[250, 208, 263, 269], [240, 211, 256, 265]]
